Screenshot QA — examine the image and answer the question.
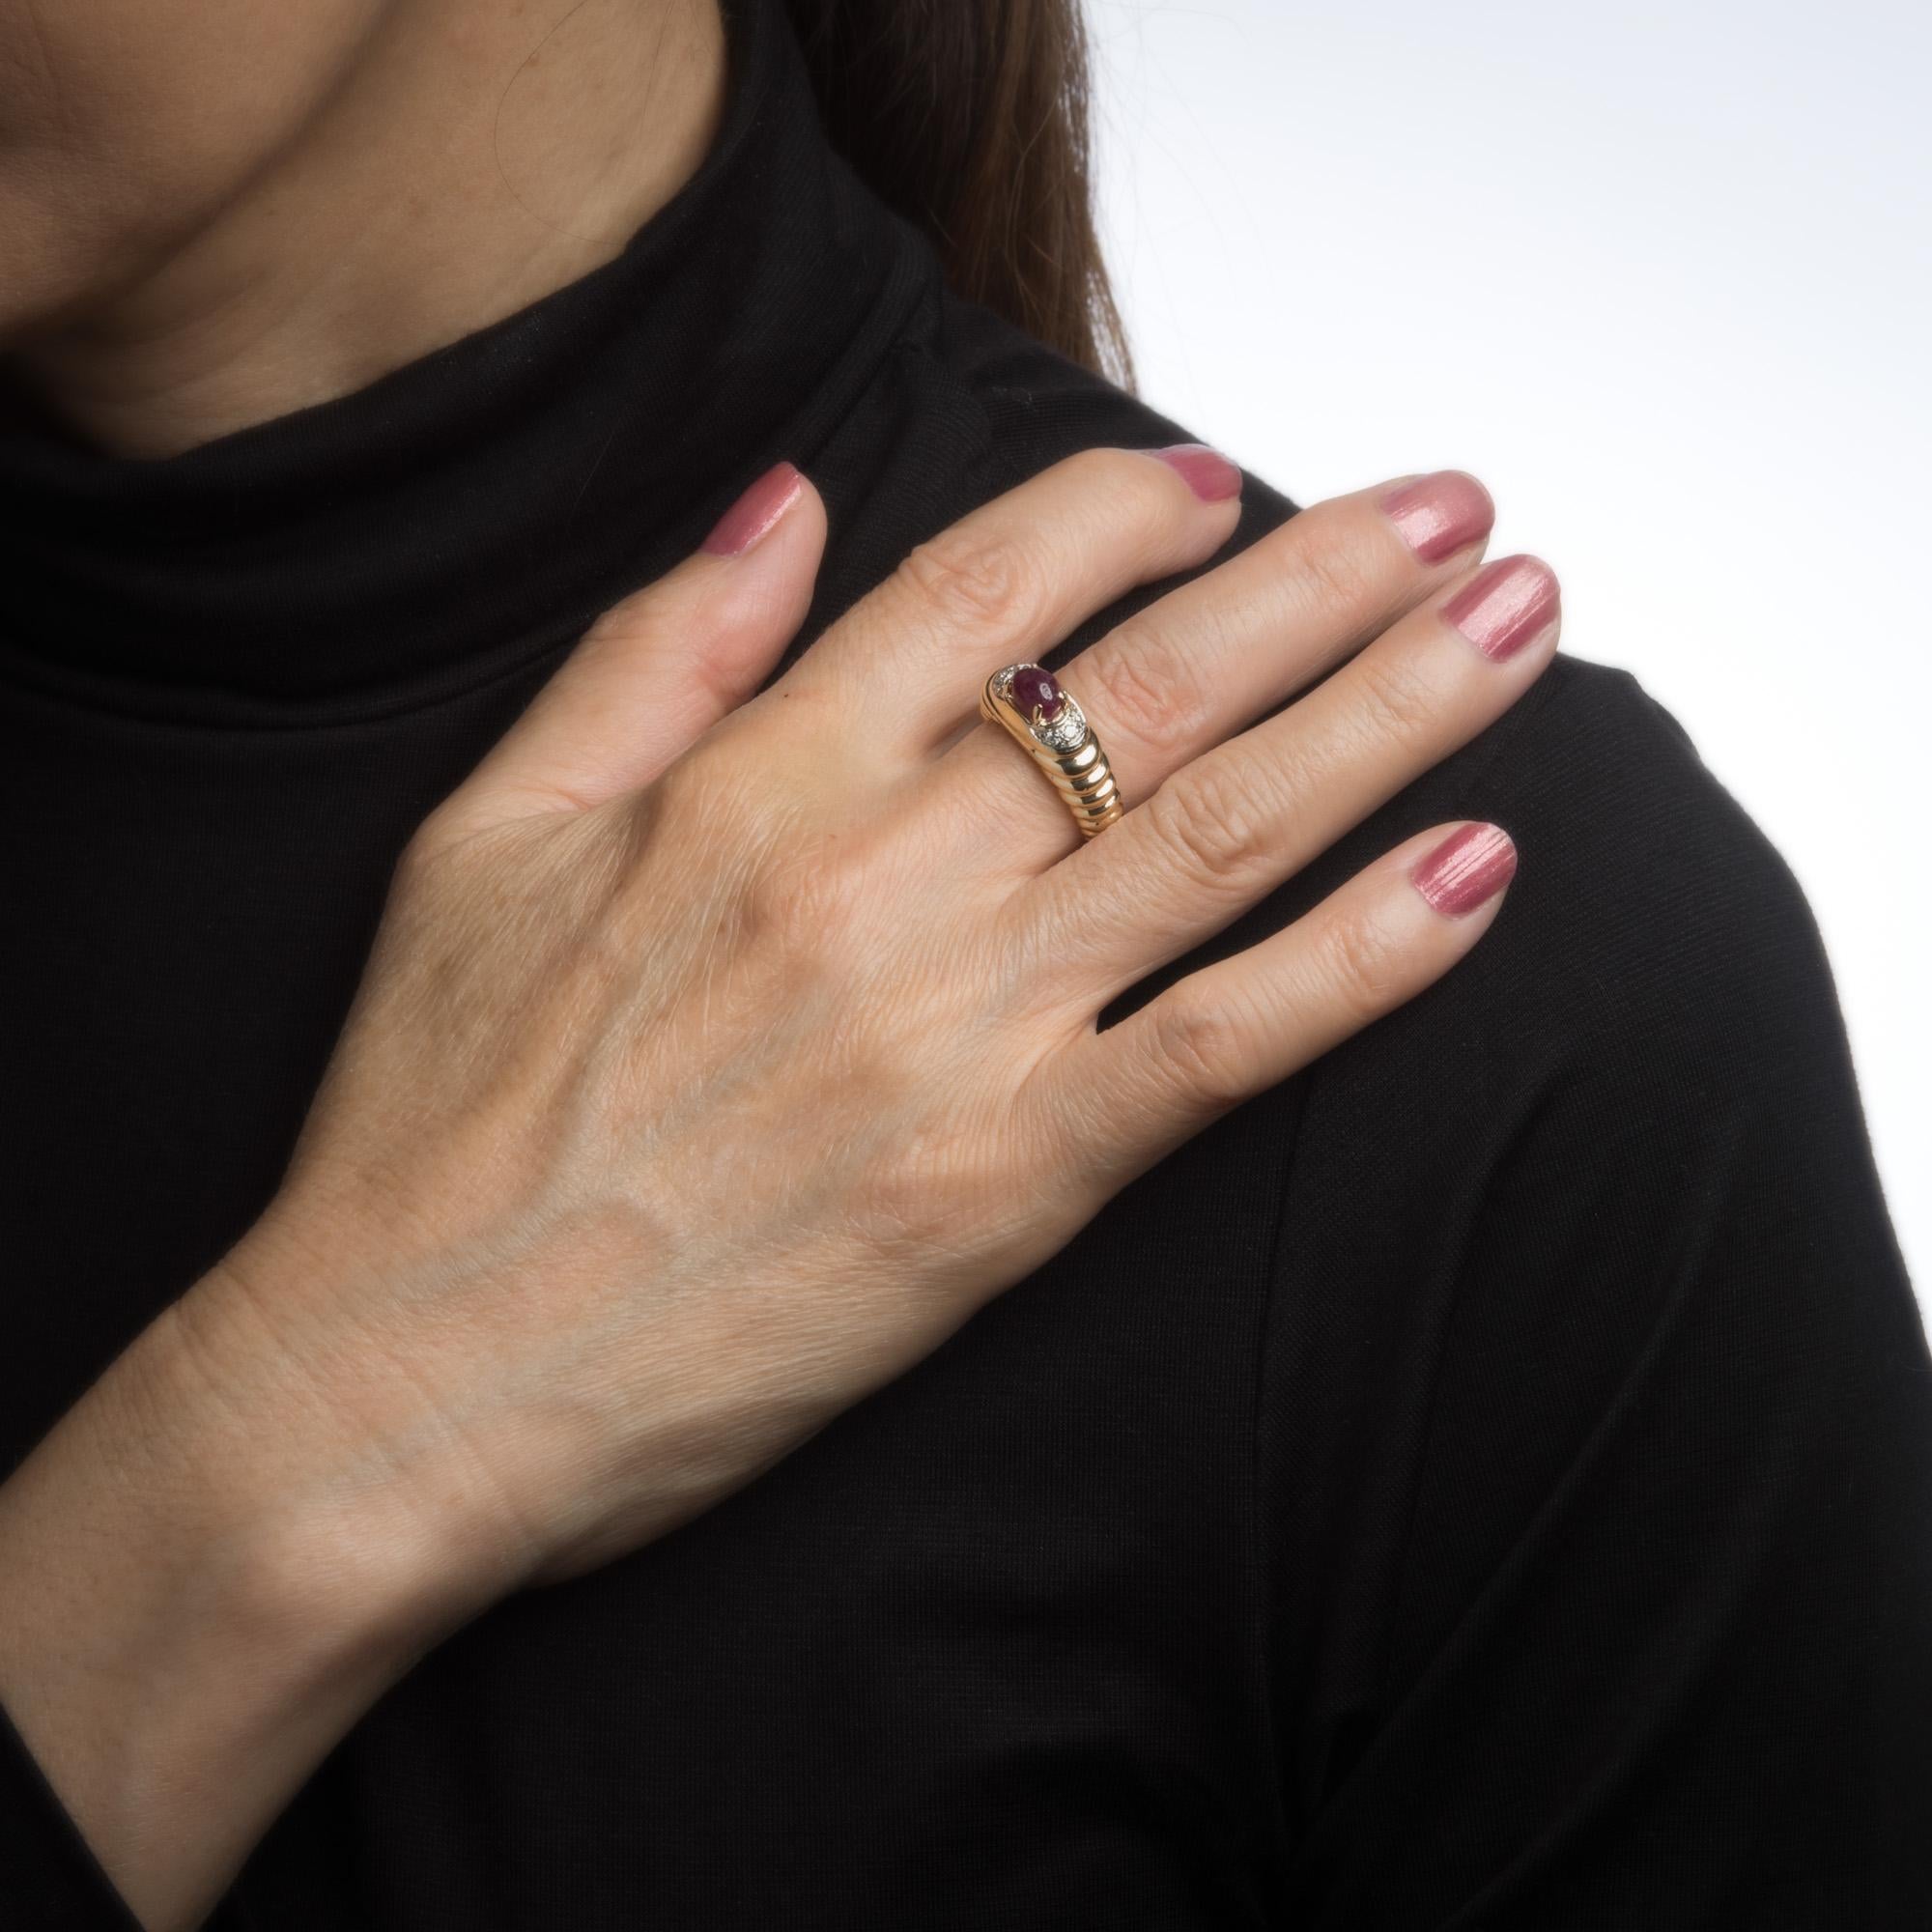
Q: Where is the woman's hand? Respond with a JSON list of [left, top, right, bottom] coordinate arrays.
[[0, 448, 1557, 1928], [225, 447, 1547, 1587]]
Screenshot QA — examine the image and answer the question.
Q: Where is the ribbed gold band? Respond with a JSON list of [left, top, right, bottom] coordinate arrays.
[[980, 664, 1125, 838]]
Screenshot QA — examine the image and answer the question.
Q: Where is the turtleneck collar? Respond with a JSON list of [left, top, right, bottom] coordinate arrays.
[[0, 0, 937, 724]]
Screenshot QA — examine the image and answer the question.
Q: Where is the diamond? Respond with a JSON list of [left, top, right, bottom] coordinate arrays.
[[1037, 702, 1087, 751]]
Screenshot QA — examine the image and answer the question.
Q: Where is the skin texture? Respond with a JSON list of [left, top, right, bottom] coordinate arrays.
[[0, 5, 1561, 1927], [0, 0, 724, 453]]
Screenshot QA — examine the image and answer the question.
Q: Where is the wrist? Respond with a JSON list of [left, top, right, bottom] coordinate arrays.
[[167, 1233, 534, 1638], [0, 1251, 515, 1927]]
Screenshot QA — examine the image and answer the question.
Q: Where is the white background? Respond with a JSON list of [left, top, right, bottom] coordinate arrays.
[[1090, 0, 1929, 1314]]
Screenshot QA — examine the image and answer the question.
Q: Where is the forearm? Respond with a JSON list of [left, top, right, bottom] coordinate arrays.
[[0, 1262, 502, 1932]]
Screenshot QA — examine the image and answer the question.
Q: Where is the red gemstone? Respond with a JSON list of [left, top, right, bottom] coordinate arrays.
[[1010, 666, 1065, 721]]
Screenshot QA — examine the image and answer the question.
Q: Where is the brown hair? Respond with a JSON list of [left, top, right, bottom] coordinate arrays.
[[781, 0, 1132, 387]]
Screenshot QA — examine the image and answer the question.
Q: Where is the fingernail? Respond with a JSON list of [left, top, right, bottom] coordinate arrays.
[[1411, 822, 1518, 918], [1381, 470, 1494, 563], [701, 462, 804, 556], [1440, 554, 1560, 663], [1150, 443, 1244, 503]]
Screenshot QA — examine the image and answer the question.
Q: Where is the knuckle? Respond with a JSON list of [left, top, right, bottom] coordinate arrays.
[[744, 844, 867, 959], [1143, 755, 1271, 888], [899, 525, 1043, 639], [1321, 902, 1411, 1022], [1058, 443, 1144, 497], [1086, 625, 1209, 760], [680, 632, 757, 719], [1290, 507, 1385, 621], [737, 819, 884, 972], [646, 746, 732, 843], [581, 588, 656, 647], [1062, 445, 1170, 525], [1147, 993, 1251, 1114], [1348, 644, 1443, 743], [580, 589, 695, 683]]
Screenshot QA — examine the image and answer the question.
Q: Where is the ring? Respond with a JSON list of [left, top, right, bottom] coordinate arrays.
[[980, 662, 1124, 838]]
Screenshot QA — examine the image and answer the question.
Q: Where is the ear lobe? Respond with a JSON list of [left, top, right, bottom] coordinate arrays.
[[419, 469, 827, 852]]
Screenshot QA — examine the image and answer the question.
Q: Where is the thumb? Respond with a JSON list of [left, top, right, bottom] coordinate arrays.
[[426, 462, 825, 847]]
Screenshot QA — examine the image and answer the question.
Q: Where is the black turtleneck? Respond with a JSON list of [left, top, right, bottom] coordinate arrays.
[[2, 4, 1927, 1927]]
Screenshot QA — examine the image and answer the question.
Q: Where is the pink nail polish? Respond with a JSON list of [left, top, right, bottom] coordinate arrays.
[[1440, 554, 1560, 663], [1410, 822, 1518, 918], [1150, 443, 1244, 503], [1381, 470, 1494, 563], [701, 462, 804, 556]]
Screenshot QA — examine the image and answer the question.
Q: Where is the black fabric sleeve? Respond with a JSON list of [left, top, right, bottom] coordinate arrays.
[[0, 1697, 144, 1929], [1265, 661, 1932, 1926]]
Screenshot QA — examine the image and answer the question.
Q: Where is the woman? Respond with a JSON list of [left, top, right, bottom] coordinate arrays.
[[0, 0, 1923, 1927]]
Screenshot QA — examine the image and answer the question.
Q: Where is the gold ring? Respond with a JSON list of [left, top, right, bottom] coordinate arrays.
[[980, 662, 1124, 838]]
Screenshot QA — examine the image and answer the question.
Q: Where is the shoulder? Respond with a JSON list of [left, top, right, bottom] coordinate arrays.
[[1428, 649, 1836, 1100]]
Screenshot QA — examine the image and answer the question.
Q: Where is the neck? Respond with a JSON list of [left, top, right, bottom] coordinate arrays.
[[8, 0, 726, 461]]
